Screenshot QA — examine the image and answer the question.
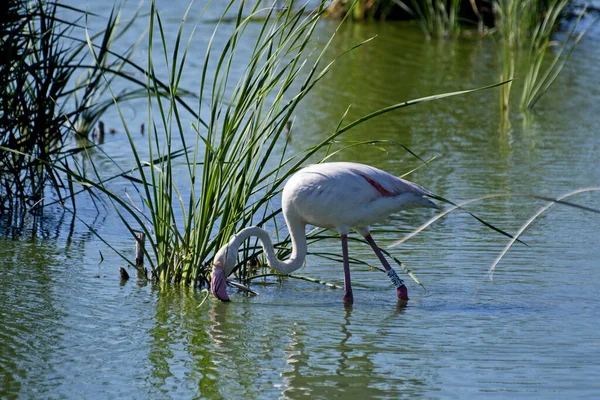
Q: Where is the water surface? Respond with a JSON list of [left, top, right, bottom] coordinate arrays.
[[2, 1, 600, 398]]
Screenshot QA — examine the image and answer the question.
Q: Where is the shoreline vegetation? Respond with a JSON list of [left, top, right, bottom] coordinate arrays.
[[326, 1, 598, 111], [1, 0, 598, 293]]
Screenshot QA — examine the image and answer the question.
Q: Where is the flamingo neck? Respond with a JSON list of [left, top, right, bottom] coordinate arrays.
[[227, 222, 307, 275]]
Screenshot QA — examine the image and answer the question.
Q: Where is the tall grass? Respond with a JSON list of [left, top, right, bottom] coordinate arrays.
[[395, 0, 590, 111], [326, 0, 462, 37], [495, 0, 593, 111], [519, 2, 590, 109], [0, 0, 144, 218], [102, 0, 389, 285], [324, 0, 591, 112], [77, 0, 339, 286], [397, 0, 462, 38]]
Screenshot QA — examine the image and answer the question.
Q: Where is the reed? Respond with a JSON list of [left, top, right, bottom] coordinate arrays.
[[397, 0, 462, 38], [494, 0, 592, 110], [389, 189, 600, 279], [495, 0, 517, 113], [519, 2, 590, 109], [0, 0, 144, 218], [304, 0, 588, 113]]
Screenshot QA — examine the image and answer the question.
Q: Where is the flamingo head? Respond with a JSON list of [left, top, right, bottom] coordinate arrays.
[[210, 243, 236, 302]]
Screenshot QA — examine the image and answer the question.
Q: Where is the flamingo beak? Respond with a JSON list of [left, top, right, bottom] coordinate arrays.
[[211, 265, 230, 302]]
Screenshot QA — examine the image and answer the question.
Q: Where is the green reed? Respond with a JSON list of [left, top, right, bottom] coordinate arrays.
[[327, 1, 590, 112], [389, 189, 600, 280], [519, 2, 590, 109], [0, 0, 147, 217], [327, 0, 461, 37], [397, 0, 462, 38], [495, 0, 593, 110]]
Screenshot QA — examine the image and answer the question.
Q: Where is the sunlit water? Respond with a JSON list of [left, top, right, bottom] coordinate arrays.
[[2, 1, 600, 398]]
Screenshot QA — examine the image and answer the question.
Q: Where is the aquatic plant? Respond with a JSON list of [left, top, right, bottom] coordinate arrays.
[[518, 2, 591, 109], [96, 0, 394, 286], [325, 0, 462, 37], [325, 0, 402, 20], [0, 0, 145, 218], [326, 0, 590, 111], [495, 0, 517, 113], [495, 0, 594, 110], [396, 0, 462, 38]]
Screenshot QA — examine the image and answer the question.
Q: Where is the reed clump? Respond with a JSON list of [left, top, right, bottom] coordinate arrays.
[[0, 0, 145, 220], [495, 0, 587, 110], [396, 0, 462, 38], [326, 0, 594, 110]]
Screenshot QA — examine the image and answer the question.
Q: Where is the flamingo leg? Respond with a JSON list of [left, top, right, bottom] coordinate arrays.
[[364, 234, 409, 301], [341, 234, 353, 304]]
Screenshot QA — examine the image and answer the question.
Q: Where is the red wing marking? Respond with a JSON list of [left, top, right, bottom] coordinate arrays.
[[360, 174, 395, 197]]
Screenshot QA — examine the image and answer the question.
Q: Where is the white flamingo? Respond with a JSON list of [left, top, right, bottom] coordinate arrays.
[[211, 162, 439, 303]]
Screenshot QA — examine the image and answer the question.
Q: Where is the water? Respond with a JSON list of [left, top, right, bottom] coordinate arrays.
[[2, 1, 600, 398]]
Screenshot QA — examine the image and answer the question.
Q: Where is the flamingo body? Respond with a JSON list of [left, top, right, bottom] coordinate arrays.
[[283, 162, 436, 233], [211, 162, 438, 303]]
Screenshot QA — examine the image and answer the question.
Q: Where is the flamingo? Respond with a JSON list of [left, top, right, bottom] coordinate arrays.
[[211, 162, 439, 303]]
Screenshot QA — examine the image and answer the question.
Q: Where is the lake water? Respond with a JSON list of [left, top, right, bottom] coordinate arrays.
[[2, 1, 600, 398]]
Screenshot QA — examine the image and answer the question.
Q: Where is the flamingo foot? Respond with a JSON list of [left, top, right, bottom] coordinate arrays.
[[396, 285, 409, 301], [343, 290, 354, 304]]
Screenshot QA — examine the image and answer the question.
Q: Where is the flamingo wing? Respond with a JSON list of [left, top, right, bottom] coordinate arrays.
[[283, 162, 436, 230]]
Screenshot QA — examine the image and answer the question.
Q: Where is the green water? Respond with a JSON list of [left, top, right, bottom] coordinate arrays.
[[2, 1, 600, 398]]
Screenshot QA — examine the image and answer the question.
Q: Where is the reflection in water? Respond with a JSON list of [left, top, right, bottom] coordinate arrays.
[[0, 240, 77, 397], [147, 289, 176, 395], [337, 305, 353, 374], [146, 289, 225, 398], [277, 302, 426, 399], [192, 301, 227, 398], [142, 293, 440, 398], [331, 305, 385, 398], [280, 316, 309, 398], [279, 304, 386, 399], [208, 301, 228, 348]]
